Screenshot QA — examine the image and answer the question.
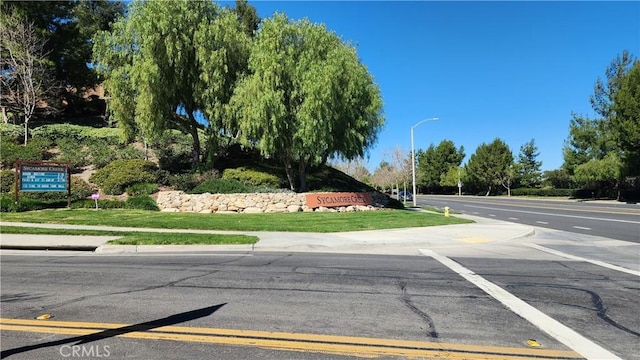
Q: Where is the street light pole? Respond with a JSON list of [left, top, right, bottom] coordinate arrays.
[[411, 117, 439, 207]]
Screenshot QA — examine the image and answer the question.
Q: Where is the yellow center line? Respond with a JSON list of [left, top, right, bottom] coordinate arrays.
[[0, 318, 583, 359]]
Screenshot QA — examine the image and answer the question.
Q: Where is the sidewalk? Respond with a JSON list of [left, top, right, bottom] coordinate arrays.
[[0, 215, 534, 255]]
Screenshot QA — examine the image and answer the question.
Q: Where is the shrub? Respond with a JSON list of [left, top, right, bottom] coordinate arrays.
[[79, 127, 124, 145], [71, 199, 125, 209], [85, 139, 115, 168], [166, 169, 219, 192], [222, 167, 281, 188], [125, 195, 159, 211], [385, 197, 405, 209], [620, 189, 640, 202], [0, 195, 14, 211], [112, 144, 145, 161], [154, 131, 194, 173], [70, 177, 95, 199], [168, 173, 200, 192], [572, 188, 616, 199], [90, 159, 157, 195], [0, 137, 52, 169], [31, 124, 123, 144], [126, 182, 158, 196], [190, 178, 252, 194], [197, 169, 220, 182], [0, 123, 24, 143], [56, 138, 91, 168], [71, 196, 159, 211], [0, 195, 67, 212], [1, 170, 15, 193], [511, 188, 574, 197], [31, 124, 84, 143]]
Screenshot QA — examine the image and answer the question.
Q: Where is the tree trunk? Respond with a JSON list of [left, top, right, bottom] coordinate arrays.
[[283, 157, 296, 191], [485, 185, 491, 196], [298, 160, 307, 193], [186, 111, 201, 170], [189, 126, 200, 169], [23, 116, 29, 145]]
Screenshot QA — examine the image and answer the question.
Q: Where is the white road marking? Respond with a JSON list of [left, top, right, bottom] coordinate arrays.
[[526, 244, 640, 277], [536, 221, 549, 225], [508, 217, 519, 220], [420, 249, 622, 360], [572, 226, 591, 230], [464, 204, 640, 224], [489, 214, 496, 217], [472, 212, 479, 215]]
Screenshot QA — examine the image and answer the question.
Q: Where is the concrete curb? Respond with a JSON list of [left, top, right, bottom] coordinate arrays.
[[0, 244, 99, 252], [95, 244, 255, 254]]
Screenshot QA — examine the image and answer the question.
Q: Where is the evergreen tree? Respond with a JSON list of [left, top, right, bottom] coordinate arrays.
[[518, 139, 542, 188]]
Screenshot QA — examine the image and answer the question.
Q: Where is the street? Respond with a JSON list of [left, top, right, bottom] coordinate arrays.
[[1, 246, 638, 359], [417, 195, 640, 243]]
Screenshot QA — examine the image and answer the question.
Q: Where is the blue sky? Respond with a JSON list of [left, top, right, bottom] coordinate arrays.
[[246, 1, 639, 172]]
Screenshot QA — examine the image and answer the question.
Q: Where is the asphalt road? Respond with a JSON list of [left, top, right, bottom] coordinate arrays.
[[417, 195, 640, 243], [1, 251, 638, 359]]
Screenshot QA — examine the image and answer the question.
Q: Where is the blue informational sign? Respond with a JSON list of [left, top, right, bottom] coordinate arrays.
[[20, 164, 68, 192]]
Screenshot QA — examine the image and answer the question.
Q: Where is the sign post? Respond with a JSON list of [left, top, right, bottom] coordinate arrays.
[[91, 193, 100, 210], [15, 161, 71, 207]]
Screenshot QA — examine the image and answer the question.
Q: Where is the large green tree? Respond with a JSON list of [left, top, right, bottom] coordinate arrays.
[[234, 0, 260, 38], [440, 166, 465, 194], [563, 114, 613, 174], [465, 138, 514, 196], [416, 140, 465, 193], [517, 139, 542, 188], [573, 153, 621, 191], [2, 0, 125, 89], [542, 168, 573, 189], [231, 13, 384, 192], [610, 60, 640, 176], [93, 0, 252, 169], [564, 51, 639, 186]]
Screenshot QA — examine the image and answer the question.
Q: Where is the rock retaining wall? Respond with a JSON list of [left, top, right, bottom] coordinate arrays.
[[156, 191, 390, 214]]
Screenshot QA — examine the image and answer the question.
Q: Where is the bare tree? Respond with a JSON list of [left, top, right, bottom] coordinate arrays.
[[1, 14, 55, 144], [390, 146, 411, 195], [332, 157, 371, 184], [371, 160, 396, 193]]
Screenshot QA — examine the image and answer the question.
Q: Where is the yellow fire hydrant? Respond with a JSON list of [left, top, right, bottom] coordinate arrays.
[[444, 207, 450, 217]]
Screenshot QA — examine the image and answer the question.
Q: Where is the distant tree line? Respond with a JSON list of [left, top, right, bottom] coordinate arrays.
[[362, 51, 638, 200]]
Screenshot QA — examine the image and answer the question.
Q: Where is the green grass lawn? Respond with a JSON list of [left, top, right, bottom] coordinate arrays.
[[0, 208, 472, 232], [0, 226, 258, 245]]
